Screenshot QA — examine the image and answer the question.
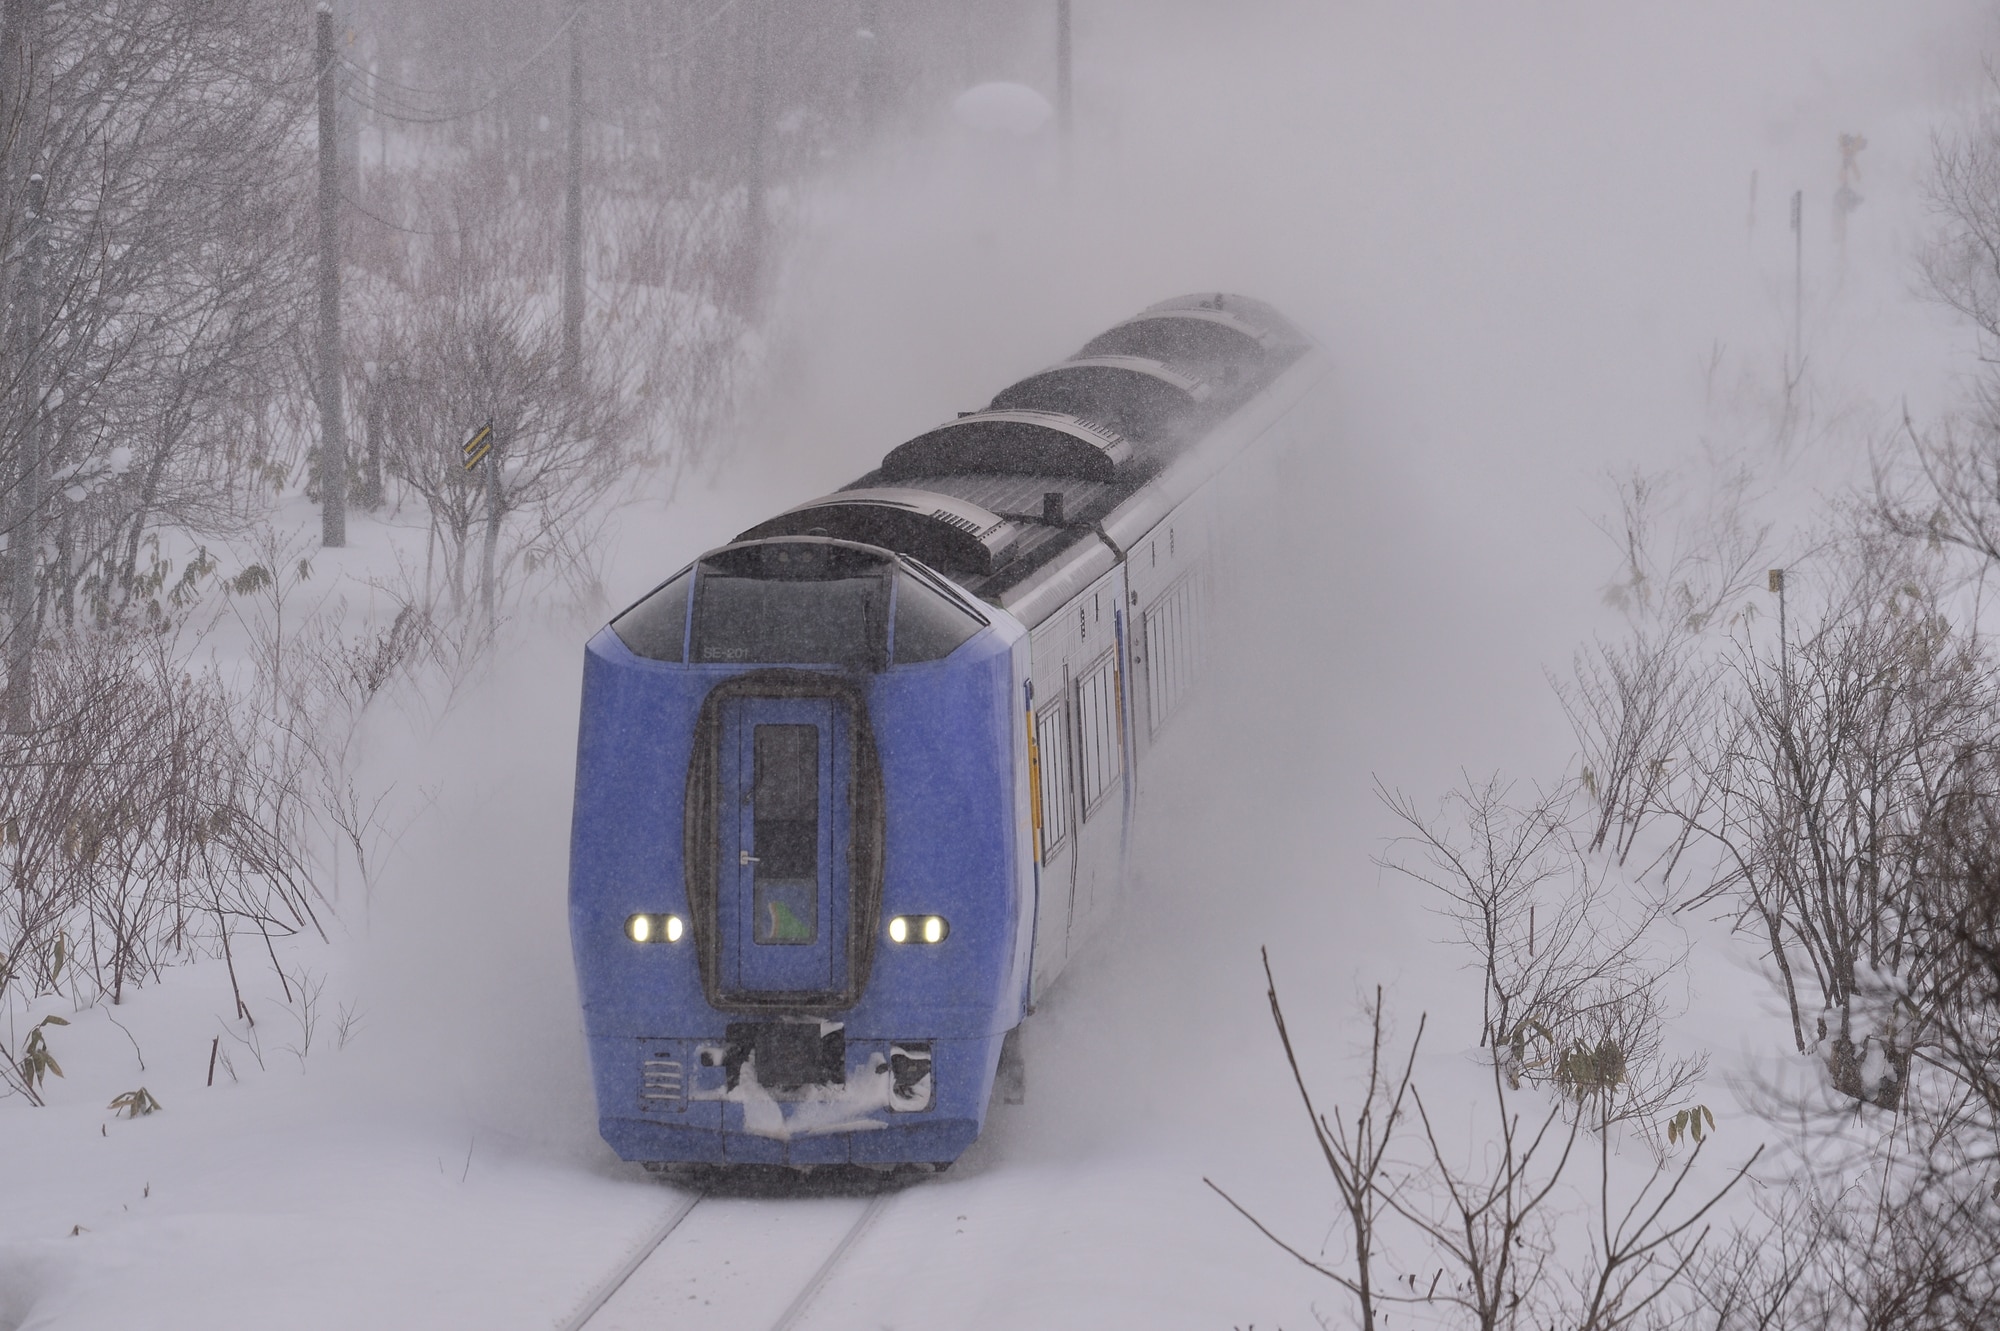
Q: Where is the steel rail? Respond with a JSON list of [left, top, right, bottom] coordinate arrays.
[[567, 1184, 897, 1331], [556, 1191, 705, 1331], [768, 1192, 894, 1331]]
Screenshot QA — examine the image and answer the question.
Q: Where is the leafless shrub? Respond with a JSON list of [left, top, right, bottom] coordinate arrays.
[[1206, 965, 1423, 1331], [334, 998, 363, 1053], [1560, 469, 1771, 872], [0, 624, 321, 1101], [1680, 1086, 2000, 1331], [219, 1011, 264, 1077], [278, 967, 324, 1072], [1675, 1185, 1834, 1330], [1212, 959, 1755, 1331], [1910, 748, 2000, 1117], [216, 531, 456, 916], [1558, 631, 1715, 871], [1378, 775, 1705, 1130], [1875, 412, 2000, 574]]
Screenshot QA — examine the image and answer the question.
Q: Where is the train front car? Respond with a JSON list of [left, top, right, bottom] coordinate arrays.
[[570, 537, 1033, 1168], [572, 293, 1326, 1173]]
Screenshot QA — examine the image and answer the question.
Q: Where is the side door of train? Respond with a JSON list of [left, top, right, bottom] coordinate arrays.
[[1127, 494, 1214, 774], [1028, 627, 1079, 993], [1067, 570, 1129, 942]]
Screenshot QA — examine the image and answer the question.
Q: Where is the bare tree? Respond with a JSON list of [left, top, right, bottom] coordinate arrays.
[[1918, 91, 2000, 360], [1887, 84, 2000, 577], [1212, 958, 1753, 1331], [1205, 965, 1423, 1331], [0, 0, 311, 724], [363, 234, 634, 621], [1692, 540, 1994, 1106]]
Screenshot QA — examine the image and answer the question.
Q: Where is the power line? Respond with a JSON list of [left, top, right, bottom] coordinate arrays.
[[339, 2, 584, 126], [644, 0, 748, 60], [340, 192, 498, 238]]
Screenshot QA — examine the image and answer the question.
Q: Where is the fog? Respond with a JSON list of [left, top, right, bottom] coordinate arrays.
[[8, 2, 1998, 1326], [566, 3, 1998, 1319], [382, 0, 1990, 1215], [708, 0, 1991, 991]]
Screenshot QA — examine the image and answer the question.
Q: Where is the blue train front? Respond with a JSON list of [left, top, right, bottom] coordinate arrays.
[[570, 536, 1034, 1168], [572, 294, 1329, 1170]]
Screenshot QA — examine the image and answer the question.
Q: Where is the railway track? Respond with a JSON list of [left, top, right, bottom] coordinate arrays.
[[556, 1183, 898, 1331]]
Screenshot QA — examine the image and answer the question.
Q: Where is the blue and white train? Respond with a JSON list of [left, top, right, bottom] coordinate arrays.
[[569, 294, 1330, 1170]]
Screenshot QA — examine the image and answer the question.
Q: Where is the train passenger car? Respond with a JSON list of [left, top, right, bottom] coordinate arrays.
[[569, 294, 1331, 1169]]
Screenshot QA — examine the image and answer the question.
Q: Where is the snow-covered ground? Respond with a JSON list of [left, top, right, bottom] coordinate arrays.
[[4, 3, 1994, 1327]]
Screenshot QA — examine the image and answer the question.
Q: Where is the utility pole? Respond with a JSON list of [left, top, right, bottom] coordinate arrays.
[[335, 7, 360, 202], [1770, 568, 1788, 710], [317, 3, 346, 548], [480, 435, 503, 627], [360, 360, 383, 509], [560, 5, 584, 392], [739, 1, 771, 313], [6, 171, 44, 734], [858, 0, 886, 133], [1789, 188, 1803, 371], [1056, 0, 1073, 174]]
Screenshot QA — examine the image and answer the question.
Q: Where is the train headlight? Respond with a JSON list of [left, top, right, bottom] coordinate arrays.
[[888, 915, 949, 944], [625, 913, 685, 943]]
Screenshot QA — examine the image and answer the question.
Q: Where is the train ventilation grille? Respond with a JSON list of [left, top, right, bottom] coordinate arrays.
[[640, 1057, 685, 1102]]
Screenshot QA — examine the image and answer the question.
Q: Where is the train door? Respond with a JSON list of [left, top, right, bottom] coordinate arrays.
[[716, 696, 850, 998], [1067, 570, 1128, 939], [1127, 497, 1213, 773], [1029, 656, 1079, 988]]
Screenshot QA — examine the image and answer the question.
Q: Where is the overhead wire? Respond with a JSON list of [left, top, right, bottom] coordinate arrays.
[[337, 1, 584, 126], [577, 0, 754, 128], [644, 0, 747, 61], [336, 2, 755, 226], [340, 191, 500, 238]]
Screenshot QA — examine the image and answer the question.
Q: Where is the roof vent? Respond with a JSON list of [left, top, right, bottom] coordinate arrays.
[[735, 488, 1021, 575], [879, 410, 1131, 482], [988, 356, 1211, 438]]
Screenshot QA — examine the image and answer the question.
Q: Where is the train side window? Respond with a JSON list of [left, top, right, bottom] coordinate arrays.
[[1034, 698, 1072, 857], [611, 566, 693, 662], [1075, 654, 1122, 815], [892, 565, 988, 664]]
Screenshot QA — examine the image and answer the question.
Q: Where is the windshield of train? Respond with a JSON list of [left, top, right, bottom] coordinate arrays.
[[689, 543, 891, 669]]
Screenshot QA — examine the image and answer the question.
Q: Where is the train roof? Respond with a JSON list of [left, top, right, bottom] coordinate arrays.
[[731, 293, 1325, 610]]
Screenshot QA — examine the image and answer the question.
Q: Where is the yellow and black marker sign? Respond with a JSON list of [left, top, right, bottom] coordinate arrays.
[[461, 423, 493, 471]]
